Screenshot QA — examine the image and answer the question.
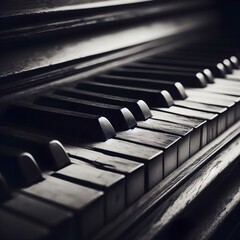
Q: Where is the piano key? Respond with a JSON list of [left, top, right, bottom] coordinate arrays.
[[65, 146, 145, 205], [137, 119, 193, 164], [87, 138, 164, 190], [116, 128, 180, 175], [219, 59, 233, 73], [107, 67, 207, 88], [0, 174, 11, 202], [210, 81, 240, 107], [202, 84, 240, 97], [230, 69, 240, 75], [227, 73, 240, 81], [0, 126, 70, 170], [125, 62, 215, 83], [22, 176, 104, 240], [0, 209, 50, 240], [36, 93, 137, 131], [214, 78, 240, 87], [229, 56, 239, 68], [185, 90, 238, 126], [140, 57, 226, 78], [94, 74, 188, 99], [76, 81, 174, 107], [0, 145, 43, 187], [54, 87, 152, 120], [53, 162, 125, 221], [154, 106, 218, 144], [231, 70, 240, 76], [2, 193, 74, 239], [186, 88, 239, 105], [174, 100, 228, 135], [137, 118, 193, 136], [150, 110, 206, 155], [7, 103, 116, 141]]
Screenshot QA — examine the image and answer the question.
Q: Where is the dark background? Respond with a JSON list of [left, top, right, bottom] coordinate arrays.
[[216, 0, 240, 34]]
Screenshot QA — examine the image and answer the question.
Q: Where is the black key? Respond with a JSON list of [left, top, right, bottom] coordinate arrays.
[[66, 146, 145, 205], [230, 56, 239, 69], [116, 128, 181, 176], [0, 174, 11, 202], [2, 193, 74, 239], [76, 81, 174, 107], [184, 50, 239, 69], [22, 176, 104, 240], [140, 57, 226, 78], [154, 106, 218, 144], [0, 126, 70, 170], [55, 87, 152, 121], [0, 145, 43, 187], [108, 67, 207, 88], [94, 74, 187, 100], [150, 110, 206, 155], [36, 94, 137, 131], [126, 62, 215, 83], [0, 209, 50, 240], [137, 119, 193, 165], [87, 139, 164, 190], [170, 49, 238, 69], [174, 100, 228, 135], [7, 103, 116, 142], [155, 52, 234, 73], [53, 161, 125, 221]]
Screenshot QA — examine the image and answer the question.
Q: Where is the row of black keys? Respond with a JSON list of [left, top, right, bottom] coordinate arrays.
[[0, 41, 240, 240]]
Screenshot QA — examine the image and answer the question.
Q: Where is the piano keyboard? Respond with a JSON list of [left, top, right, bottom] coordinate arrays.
[[0, 38, 240, 240]]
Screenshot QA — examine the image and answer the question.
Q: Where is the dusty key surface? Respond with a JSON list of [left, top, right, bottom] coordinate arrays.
[[0, 209, 50, 240], [22, 176, 104, 239], [66, 146, 145, 205], [2, 193, 74, 239], [155, 106, 218, 144], [150, 110, 206, 155], [174, 100, 227, 135], [88, 138, 163, 190], [137, 119, 192, 165], [53, 162, 125, 221], [116, 128, 181, 176]]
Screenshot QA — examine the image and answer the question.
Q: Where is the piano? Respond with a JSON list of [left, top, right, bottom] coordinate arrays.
[[0, 0, 239, 239]]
